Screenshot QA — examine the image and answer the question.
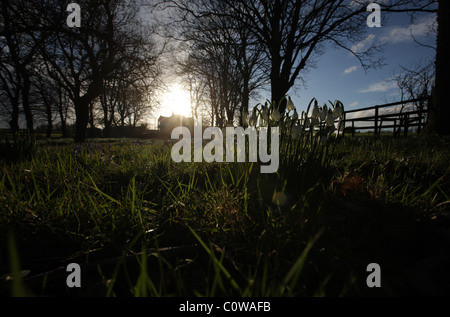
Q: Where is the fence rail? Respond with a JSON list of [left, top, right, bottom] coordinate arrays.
[[342, 96, 429, 137]]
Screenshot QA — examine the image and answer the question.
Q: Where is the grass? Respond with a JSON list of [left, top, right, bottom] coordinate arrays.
[[1, 134, 450, 297]]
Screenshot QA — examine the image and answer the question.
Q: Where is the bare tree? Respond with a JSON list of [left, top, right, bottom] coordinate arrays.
[[100, 42, 162, 136], [215, 0, 386, 112], [392, 59, 434, 134], [100, 77, 121, 137], [33, 70, 59, 138], [394, 59, 435, 103], [0, 44, 21, 131], [429, 0, 450, 134], [32, 0, 162, 142], [177, 54, 207, 121], [43, 61, 74, 138], [156, 0, 268, 126], [0, 0, 45, 133]]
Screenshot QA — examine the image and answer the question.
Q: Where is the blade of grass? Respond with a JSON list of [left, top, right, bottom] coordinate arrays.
[[86, 172, 121, 206], [278, 228, 324, 296], [7, 229, 28, 297], [188, 226, 242, 295]]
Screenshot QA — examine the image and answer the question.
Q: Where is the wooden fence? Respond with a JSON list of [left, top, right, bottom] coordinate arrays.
[[342, 96, 430, 137]]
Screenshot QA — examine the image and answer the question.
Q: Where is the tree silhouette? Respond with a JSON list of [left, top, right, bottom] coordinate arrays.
[[1, 0, 162, 141]]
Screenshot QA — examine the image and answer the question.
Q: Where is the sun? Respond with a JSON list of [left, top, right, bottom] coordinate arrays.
[[160, 84, 192, 117]]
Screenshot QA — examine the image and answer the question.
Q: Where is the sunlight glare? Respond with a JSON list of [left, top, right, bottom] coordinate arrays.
[[160, 84, 192, 117]]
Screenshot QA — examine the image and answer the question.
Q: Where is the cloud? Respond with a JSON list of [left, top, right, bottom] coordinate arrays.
[[343, 66, 358, 75], [351, 34, 376, 54], [348, 101, 359, 108], [348, 0, 389, 10], [381, 14, 436, 44], [359, 79, 397, 93]]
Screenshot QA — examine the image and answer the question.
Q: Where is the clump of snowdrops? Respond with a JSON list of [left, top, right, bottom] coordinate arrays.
[[241, 96, 345, 178], [242, 96, 344, 142]]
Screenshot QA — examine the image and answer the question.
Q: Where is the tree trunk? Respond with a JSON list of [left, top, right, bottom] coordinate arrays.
[[103, 110, 112, 138], [73, 76, 104, 142], [270, 49, 290, 112], [46, 104, 53, 138], [21, 71, 34, 134], [89, 102, 95, 129], [10, 98, 20, 133], [74, 97, 90, 143], [271, 76, 289, 113], [427, 0, 450, 135], [60, 115, 67, 138], [268, 1, 290, 112], [58, 102, 68, 138], [240, 84, 250, 126]]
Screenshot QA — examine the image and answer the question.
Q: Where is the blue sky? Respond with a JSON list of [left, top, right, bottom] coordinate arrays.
[[286, 10, 437, 115]]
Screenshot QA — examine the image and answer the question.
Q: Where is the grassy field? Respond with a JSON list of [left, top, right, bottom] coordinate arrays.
[[1, 134, 449, 297]]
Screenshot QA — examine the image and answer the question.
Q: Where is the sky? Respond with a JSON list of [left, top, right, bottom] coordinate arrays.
[[285, 10, 437, 116], [153, 7, 437, 127], [1, 3, 437, 131]]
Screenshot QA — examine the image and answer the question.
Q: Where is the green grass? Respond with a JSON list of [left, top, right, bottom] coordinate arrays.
[[1, 135, 450, 297]]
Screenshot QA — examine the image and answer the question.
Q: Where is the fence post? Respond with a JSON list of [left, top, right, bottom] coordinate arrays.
[[374, 106, 379, 135], [418, 107, 423, 133], [342, 113, 346, 138], [404, 114, 409, 137], [341, 96, 429, 138], [393, 119, 397, 138]]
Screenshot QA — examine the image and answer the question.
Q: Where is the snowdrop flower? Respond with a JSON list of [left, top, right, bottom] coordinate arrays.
[[311, 102, 320, 119], [319, 105, 327, 122], [304, 116, 311, 127], [284, 117, 292, 129], [337, 119, 345, 133], [292, 109, 299, 121], [262, 105, 269, 122], [326, 109, 334, 127], [333, 104, 344, 119], [287, 96, 295, 112], [249, 109, 258, 126], [270, 108, 281, 122]]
